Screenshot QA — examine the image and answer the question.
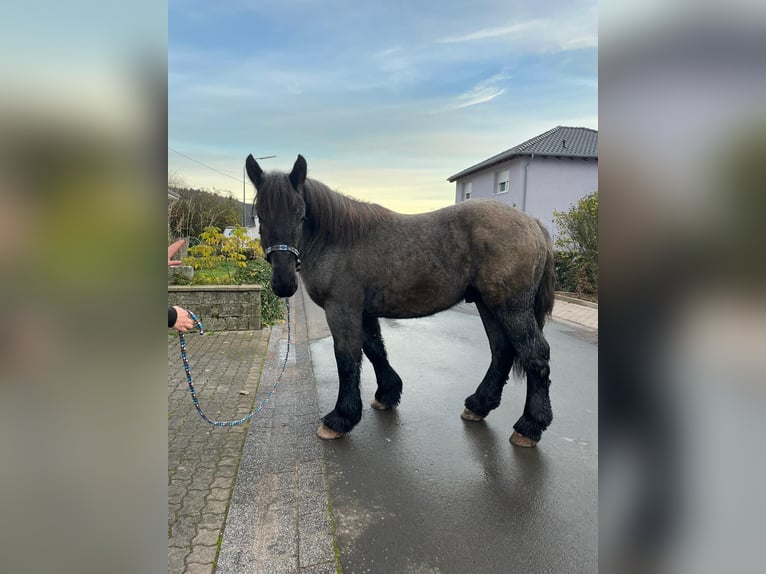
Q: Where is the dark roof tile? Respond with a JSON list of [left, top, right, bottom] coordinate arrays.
[[448, 126, 597, 181]]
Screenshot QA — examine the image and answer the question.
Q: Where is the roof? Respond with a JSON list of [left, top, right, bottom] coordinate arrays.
[[447, 126, 598, 182]]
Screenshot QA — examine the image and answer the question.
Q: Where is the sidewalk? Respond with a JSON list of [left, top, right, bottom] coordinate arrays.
[[552, 296, 598, 331]]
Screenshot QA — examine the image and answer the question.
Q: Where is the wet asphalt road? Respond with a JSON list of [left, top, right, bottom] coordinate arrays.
[[301, 285, 597, 574]]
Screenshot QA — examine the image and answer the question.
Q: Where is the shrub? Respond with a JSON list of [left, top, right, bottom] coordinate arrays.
[[554, 251, 598, 297], [553, 191, 598, 297], [245, 258, 284, 327]]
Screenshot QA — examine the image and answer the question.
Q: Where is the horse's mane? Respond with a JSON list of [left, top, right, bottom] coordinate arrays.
[[302, 178, 394, 245]]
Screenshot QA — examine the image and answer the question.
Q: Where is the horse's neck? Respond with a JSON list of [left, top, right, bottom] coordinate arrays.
[[300, 184, 392, 265]]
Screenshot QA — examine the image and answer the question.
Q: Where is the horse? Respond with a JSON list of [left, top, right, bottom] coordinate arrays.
[[246, 154, 556, 447]]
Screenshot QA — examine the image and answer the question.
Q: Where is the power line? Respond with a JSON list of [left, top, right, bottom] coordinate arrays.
[[167, 146, 276, 227], [168, 146, 244, 183]]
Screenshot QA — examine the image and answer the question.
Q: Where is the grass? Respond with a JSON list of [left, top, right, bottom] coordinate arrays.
[[191, 261, 249, 285]]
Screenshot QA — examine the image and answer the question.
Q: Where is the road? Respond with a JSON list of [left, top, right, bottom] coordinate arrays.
[[301, 284, 598, 573]]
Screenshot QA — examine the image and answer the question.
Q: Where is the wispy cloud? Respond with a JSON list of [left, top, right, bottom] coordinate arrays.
[[560, 35, 598, 50], [443, 72, 509, 111], [437, 20, 547, 44], [453, 88, 505, 109], [372, 45, 422, 89], [435, 15, 598, 54]]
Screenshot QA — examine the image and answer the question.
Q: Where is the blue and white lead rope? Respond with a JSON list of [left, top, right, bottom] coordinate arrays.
[[179, 299, 291, 427]]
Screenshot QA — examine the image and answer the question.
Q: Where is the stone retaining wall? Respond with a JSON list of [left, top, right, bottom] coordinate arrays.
[[168, 285, 263, 331]]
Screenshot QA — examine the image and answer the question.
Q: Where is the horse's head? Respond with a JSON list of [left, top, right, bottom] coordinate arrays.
[[246, 154, 307, 298]]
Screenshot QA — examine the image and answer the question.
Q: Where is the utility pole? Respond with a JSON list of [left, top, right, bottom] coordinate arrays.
[[243, 155, 276, 226]]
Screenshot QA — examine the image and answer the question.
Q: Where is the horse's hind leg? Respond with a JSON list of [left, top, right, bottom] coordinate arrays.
[[462, 300, 515, 421], [498, 308, 553, 447], [362, 315, 403, 410]]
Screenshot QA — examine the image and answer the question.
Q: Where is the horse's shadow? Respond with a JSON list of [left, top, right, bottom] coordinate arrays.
[[461, 418, 550, 495]]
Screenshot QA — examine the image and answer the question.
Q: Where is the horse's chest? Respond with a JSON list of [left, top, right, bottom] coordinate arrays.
[[300, 272, 332, 307]]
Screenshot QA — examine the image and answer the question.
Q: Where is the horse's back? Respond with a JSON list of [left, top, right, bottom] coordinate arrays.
[[450, 199, 539, 229]]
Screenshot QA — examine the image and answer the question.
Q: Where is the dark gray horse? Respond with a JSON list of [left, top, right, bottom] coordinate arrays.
[[247, 154, 555, 447]]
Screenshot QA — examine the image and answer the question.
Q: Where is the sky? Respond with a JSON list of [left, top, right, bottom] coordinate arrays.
[[169, 0, 597, 214]]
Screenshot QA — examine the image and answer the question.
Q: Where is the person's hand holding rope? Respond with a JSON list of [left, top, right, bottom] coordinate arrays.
[[169, 305, 195, 332]]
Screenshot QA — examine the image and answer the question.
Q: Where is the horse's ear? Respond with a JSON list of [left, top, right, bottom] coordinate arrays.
[[289, 154, 307, 191], [245, 154, 264, 187]]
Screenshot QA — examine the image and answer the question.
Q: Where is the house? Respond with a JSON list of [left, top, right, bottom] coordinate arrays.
[[447, 126, 597, 239], [223, 226, 260, 240]]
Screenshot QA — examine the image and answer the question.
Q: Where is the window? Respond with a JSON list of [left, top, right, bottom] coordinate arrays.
[[495, 169, 510, 194], [462, 181, 472, 201]]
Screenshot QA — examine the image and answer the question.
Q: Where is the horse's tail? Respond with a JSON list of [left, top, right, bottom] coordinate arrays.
[[534, 221, 556, 329]]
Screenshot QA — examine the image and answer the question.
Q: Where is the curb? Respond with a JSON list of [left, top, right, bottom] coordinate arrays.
[[554, 293, 598, 309]]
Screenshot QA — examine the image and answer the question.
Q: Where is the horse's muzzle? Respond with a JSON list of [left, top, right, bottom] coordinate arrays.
[[267, 249, 300, 297], [271, 270, 298, 298], [272, 278, 298, 298]]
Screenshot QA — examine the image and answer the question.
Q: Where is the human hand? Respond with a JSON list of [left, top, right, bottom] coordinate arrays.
[[168, 239, 185, 267], [171, 306, 196, 332]]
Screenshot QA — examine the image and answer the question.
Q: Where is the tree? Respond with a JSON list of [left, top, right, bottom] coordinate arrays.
[[168, 170, 186, 189], [168, 186, 241, 238], [553, 191, 598, 297]]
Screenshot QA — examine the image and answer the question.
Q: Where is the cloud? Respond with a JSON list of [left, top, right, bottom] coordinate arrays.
[[453, 88, 505, 109], [437, 20, 548, 44], [442, 72, 509, 111], [435, 15, 598, 54], [560, 35, 599, 50]]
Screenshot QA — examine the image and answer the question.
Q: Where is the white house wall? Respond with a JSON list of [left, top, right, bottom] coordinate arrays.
[[454, 156, 597, 242], [453, 158, 526, 206], [524, 157, 597, 240]]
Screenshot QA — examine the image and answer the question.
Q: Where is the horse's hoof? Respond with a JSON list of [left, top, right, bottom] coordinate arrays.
[[317, 423, 345, 440], [461, 408, 485, 422], [371, 399, 392, 411], [510, 431, 537, 447]]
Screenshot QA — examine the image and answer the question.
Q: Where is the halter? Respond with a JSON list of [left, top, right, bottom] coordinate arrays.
[[264, 244, 301, 270]]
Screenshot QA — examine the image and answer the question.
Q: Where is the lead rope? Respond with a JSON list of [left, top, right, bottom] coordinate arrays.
[[178, 298, 291, 427]]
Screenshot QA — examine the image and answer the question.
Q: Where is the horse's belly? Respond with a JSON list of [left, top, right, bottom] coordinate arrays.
[[366, 283, 464, 319]]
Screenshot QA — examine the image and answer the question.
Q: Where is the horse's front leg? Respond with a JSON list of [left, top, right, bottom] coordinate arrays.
[[317, 305, 364, 440]]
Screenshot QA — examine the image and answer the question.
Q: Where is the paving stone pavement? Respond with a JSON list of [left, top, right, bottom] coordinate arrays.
[[552, 297, 598, 331], [168, 328, 270, 574]]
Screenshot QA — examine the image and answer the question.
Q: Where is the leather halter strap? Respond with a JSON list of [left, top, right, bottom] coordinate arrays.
[[264, 244, 300, 259], [264, 245, 301, 270]]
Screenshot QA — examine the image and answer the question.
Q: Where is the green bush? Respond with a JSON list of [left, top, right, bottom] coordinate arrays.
[[554, 251, 598, 297], [245, 258, 285, 327], [553, 191, 598, 298]]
